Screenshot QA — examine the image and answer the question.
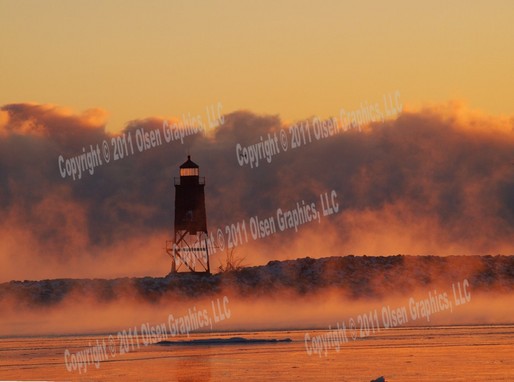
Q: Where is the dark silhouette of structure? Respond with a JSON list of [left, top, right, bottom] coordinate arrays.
[[166, 156, 210, 274]]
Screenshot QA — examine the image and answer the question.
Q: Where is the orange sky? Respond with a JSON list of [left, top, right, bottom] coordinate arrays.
[[0, 1, 514, 282], [1, 0, 514, 132]]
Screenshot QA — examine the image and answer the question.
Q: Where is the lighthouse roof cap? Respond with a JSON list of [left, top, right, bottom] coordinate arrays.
[[180, 155, 199, 169]]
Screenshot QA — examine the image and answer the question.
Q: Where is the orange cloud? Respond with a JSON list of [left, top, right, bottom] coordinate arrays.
[[0, 101, 513, 283]]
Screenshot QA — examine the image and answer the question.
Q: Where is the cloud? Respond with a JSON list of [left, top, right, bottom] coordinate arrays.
[[0, 102, 513, 282]]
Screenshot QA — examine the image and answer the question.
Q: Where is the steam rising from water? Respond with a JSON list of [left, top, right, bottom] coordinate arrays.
[[1, 102, 513, 281], [1, 256, 512, 336]]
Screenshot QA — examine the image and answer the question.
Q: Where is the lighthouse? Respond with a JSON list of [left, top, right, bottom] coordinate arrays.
[[166, 155, 210, 274]]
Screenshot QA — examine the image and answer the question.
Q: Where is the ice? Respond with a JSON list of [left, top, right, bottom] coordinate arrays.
[[157, 337, 292, 346], [0, 326, 513, 381]]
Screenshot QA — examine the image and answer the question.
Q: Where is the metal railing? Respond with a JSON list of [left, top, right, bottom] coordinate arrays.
[[174, 176, 205, 185]]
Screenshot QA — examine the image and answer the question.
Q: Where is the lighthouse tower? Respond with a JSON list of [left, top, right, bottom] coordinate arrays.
[[166, 156, 210, 274]]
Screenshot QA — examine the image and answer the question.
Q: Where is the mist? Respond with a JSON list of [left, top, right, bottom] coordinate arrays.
[[0, 101, 513, 283], [1, 255, 512, 336]]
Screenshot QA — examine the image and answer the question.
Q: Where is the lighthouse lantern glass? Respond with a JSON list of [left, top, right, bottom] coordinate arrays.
[[180, 167, 199, 177]]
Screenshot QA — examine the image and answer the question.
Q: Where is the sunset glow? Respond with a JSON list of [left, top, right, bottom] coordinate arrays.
[[1, 1, 513, 381]]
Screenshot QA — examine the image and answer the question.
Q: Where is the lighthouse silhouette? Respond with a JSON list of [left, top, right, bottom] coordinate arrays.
[[166, 155, 210, 274]]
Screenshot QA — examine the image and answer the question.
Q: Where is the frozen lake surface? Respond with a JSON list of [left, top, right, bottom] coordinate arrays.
[[1, 325, 513, 381]]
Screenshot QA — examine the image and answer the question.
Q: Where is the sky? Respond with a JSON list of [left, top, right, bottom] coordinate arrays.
[[1, 0, 514, 132], [0, 1, 514, 282]]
